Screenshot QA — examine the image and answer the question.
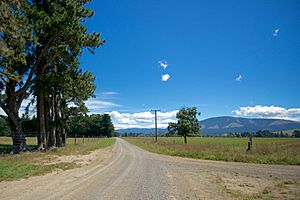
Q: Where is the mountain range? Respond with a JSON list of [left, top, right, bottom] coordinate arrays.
[[116, 116, 300, 135], [200, 116, 300, 134]]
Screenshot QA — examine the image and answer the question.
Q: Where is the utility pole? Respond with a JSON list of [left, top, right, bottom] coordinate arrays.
[[151, 109, 160, 142]]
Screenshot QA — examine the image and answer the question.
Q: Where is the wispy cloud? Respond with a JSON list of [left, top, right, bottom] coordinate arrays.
[[20, 95, 36, 117], [106, 110, 178, 129], [233, 105, 300, 122], [158, 60, 168, 69], [101, 91, 119, 96], [235, 74, 243, 81], [0, 94, 36, 117], [1, 94, 120, 117], [273, 28, 280, 37], [85, 98, 120, 113], [162, 74, 170, 82]]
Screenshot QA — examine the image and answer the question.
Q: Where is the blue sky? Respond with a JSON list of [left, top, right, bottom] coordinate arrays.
[[77, 0, 300, 129]]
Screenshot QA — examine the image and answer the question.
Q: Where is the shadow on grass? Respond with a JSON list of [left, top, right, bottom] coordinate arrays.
[[0, 144, 37, 154]]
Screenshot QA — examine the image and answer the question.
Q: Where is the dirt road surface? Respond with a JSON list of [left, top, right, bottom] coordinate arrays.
[[1, 138, 300, 200]]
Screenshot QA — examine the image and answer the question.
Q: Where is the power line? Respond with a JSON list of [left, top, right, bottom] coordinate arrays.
[[151, 109, 160, 142]]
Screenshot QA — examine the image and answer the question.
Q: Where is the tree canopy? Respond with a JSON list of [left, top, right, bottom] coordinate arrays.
[[167, 107, 200, 143], [0, 0, 105, 153], [68, 114, 115, 138]]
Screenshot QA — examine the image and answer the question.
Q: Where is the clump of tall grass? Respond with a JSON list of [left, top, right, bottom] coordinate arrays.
[[125, 137, 300, 165]]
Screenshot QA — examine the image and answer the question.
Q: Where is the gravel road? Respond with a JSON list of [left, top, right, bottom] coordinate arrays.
[[1, 138, 300, 200]]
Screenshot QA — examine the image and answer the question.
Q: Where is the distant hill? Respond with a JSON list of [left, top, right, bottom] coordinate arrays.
[[201, 116, 300, 134], [116, 116, 300, 135], [116, 128, 167, 135]]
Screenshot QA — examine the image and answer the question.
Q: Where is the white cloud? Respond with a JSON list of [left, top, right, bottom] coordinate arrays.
[[158, 60, 168, 69], [20, 95, 36, 117], [136, 118, 153, 123], [106, 110, 178, 129], [160, 119, 177, 124], [0, 94, 120, 118], [0, 108, 6, 116], [101, 91, 119, 96], [235, 74, 243, 81], [132, 111, 154, 119], [85, 98, 120, 112], [273, 28, 280, 37], [162, 74, 170, 82], [233, 105, 300, 121], [0, 94, 36, 117], [157, 110, 178, 118]]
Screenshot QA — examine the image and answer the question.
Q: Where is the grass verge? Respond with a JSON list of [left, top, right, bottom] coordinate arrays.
[[0, 137, 115, 181], [124, 137, 300, 165]]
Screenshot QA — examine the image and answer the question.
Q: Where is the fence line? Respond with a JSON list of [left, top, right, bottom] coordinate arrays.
[[0, 132, 106, 154]]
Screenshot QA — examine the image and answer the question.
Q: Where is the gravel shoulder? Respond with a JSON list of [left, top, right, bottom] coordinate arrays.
[[0, 144, 116, 200], [1, 138, 299, 200]]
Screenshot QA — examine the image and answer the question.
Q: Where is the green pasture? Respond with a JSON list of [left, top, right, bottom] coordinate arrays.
[[124, 137, 300, 165]]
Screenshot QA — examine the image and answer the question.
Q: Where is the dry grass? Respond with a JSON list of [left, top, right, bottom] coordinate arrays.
[[124, 137, 300, 165], [0, 137, 115, 181]]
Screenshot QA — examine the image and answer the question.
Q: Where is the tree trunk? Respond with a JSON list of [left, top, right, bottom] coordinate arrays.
[[48, 94, 56, 148], [61, 127, 66, 146], [184, 135, 187, 144], [48, 128, 56, 148], [60, 104, 67, 146], [37, 90, 46, 150], [54, 93, 62, 147], [45, 95, 51, 148], [4, 87, 27, 153], [55, 128, 62, 147], [11, 121, 26, 154]]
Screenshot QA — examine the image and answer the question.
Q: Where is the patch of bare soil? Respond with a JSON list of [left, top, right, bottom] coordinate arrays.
[[0, 144, 116, 200], [151, 151, 300, 200], [44, 147, 111, 166], [213, 172, 300, 199]]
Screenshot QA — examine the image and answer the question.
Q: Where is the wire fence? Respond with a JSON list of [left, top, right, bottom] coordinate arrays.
[[0, 132, 106, 154]]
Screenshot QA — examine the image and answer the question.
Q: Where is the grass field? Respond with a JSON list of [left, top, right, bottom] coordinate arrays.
[[0, 137, 115, 181], [124, 137, 300, 165]]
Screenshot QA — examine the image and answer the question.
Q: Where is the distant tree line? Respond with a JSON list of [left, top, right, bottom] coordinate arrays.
[[121, 132, 152, 137], [116, 129, 300, 138], [0, 114, 115, 138], [68, 114, 115, 138], [207, 130, 300, 138], [0, 117, 37, 136], [0, 118, 10, 136]]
